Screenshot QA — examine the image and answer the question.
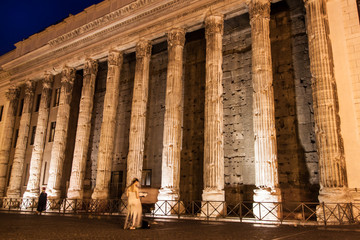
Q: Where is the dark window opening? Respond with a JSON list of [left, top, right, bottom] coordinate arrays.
[[0, 105, 4, 121], [18, 98, 24, 116], [141, 169, 152, 187], [30, 126, 36, 145], [35, 94, 41, 112], [49, 122, 56, 142], [53, 88, 60, 107], [13, 129, 19, 148]]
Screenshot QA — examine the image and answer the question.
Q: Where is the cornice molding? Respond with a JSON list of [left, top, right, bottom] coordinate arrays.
[[48, 0, 157, 47], [1, 0, 248, 85]]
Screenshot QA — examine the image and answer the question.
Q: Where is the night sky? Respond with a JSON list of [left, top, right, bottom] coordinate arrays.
[[0, 0, 104, 56]]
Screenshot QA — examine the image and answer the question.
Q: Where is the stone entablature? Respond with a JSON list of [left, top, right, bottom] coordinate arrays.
[[0, 0, 249, 85]]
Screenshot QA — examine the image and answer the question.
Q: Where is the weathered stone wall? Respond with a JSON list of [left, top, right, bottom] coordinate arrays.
[[270, 2, 318, 202], [143, 42, 168, 189], [222, 14, 255, 202], [180, 29, 206, 202], [84, 61, 107, 198], [112, 54, 135, 197]]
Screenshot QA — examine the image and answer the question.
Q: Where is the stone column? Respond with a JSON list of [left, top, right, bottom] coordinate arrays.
[[157, 29, 185, 210], [249, 0, 281, 219], [304, 0, 348, 205], [47, 67, 76, 199], [0, 86, 19, 197], [67, 59, 98, 200], [6, 80, 35, 198], [23, 73, 54, 199], [202, 14, 225, 205], [92, 51, 123, 200], [126, 40, 152, 187]]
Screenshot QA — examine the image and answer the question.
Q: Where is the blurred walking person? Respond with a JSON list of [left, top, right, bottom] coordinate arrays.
[[124, 178, 142, 229]]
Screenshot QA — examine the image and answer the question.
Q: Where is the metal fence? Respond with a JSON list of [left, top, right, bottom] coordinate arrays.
[[1, 198, 359, 225]]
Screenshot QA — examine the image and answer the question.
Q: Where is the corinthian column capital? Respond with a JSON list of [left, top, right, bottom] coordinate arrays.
[[205, 14, 224, 37], [167, 28, 185, 49], [84, 58, 98, 76], [24, 80, 35, 98], [248, 0, 271, 21], [108, 50, 123, 66], [5, 85, 20, 101], [43, 72, 54, 89], [136, 39, 152, 58], [61, 66, 76, 85]]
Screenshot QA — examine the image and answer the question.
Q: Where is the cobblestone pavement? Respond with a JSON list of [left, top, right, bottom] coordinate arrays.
[[1, 212, 360, 240]]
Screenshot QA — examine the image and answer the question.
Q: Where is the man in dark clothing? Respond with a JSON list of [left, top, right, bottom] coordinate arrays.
[[36, 187, 47, 215]]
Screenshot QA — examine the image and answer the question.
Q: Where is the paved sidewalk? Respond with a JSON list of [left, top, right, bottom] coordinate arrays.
[[0, 212, 360, 239]]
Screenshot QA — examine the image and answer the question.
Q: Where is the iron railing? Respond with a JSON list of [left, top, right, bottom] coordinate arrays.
[[0, 198, 359, 225]]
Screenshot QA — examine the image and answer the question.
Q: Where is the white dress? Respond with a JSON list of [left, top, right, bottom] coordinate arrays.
[[124, 188, 142, 229]]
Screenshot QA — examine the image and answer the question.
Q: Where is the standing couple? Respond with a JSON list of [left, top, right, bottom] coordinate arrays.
[[124, 178, 148, 229]]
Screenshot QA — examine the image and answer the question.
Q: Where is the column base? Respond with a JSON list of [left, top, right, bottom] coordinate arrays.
[[67, 189, 83, 200], [201, 189, 225, 217], [6, 189, 21, 199], [316, 187, 353, 224], [91, 188, 109, 200], [47, 188, 61, 200], [154, 188, 184, 215], [253, 188, 282, 221], [22, 190, 40, 208], [23, 190, 40, 199]]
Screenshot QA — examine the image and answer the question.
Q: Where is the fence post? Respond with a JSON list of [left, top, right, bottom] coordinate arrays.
[[322, 202, 327, 226]]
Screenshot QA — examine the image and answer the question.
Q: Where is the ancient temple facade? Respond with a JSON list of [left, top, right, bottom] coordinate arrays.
[[0, 0, 359, 211]]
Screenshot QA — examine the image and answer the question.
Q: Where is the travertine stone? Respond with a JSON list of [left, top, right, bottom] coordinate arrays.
[[0, 86, 20, 197], [6, 80, 35, 198], [158, 28, 185, 202], [47, 66, 76, 199], [303, 0, 348, 202], [23, 73, 54, 199], [92, 51, 123, 200], [68, 59, 98, 200], [202, 14, 225, 203], [126, 40, 152, 186], [249, 0, 281, 214]]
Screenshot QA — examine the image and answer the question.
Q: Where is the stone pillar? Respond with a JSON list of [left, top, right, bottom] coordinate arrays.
[[304, 0, 350, 223], [23, 73, 54, 199], [6, 80, 35, 198], [157, 29, 185, 203], [126, 40, 152, 187], [304, 0, 348, 202], [92, 51, 123, 200], [249, 0, 281, 220], [202, 14, 225, 211], [0, 86, 19, 197], [67, 59, 98, 200], [47, 67, 76, 199]]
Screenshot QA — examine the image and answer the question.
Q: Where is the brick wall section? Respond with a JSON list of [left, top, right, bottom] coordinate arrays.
[[270, 3, 318, 201], [222, 14, 255, 202], [143, 43, 168, 189], [180, 30, 206, 202], [84, 61, 107, 198]]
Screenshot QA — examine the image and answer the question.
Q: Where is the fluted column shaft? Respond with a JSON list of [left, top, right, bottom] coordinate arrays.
[[92, 51, 123, 200], [158, 29, 185, 201], [249, 0, 280, 197], [202, 14, 225, 202], [23, 74, 54, 198], [126, 40, 152, 187], [7, 80, 35, 198], [47, 67, 76, 199], [0, 86, 19, 197], [304, 0, 347, 198], [68, 59, 98, 200]]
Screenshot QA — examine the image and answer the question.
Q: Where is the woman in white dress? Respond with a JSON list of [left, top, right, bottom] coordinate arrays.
[[124, 178, 142, 229]]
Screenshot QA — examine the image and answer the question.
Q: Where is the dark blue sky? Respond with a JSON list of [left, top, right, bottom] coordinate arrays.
[[0, 0, 104, 56]]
